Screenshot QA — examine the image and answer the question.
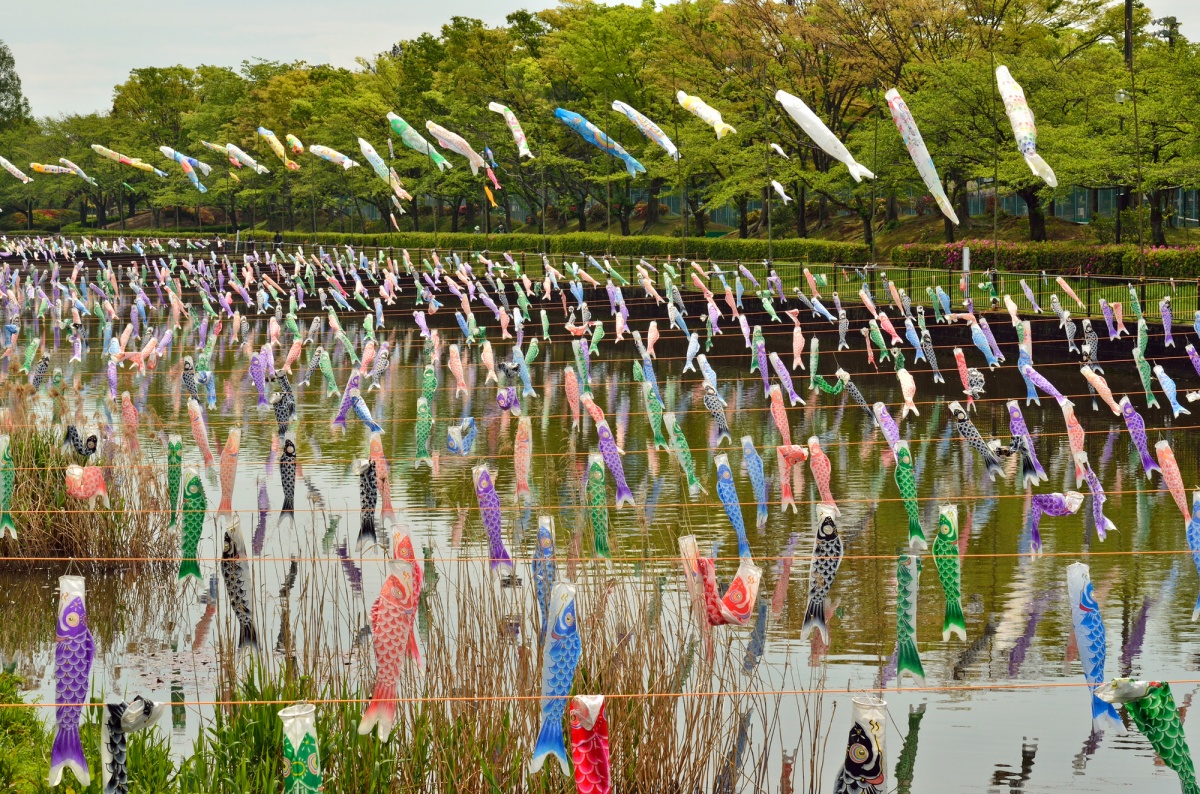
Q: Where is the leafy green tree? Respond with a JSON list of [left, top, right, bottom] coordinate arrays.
[[0, 0, 1196, 248], [0, 40, 30, 131]]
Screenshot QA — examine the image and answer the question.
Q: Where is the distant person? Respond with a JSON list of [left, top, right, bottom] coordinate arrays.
[[494, 223, 505, 234], [274, 231, 283, 251], [214, 233, 224, 251]]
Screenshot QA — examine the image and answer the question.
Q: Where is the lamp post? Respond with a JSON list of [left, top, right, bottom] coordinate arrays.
[[1124, 0, 1134, 67], [1153, 16, 1180, 48]]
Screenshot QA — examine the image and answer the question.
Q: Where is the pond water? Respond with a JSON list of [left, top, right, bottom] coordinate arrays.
[[2, 274, 1199, 793]]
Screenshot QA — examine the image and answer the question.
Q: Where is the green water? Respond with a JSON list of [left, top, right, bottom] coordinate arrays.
[[1, 299, 1198, 792]]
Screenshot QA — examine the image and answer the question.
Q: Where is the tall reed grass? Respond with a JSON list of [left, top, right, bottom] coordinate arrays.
[[0, 389, 174, 565], [0, 389, 838, 792]]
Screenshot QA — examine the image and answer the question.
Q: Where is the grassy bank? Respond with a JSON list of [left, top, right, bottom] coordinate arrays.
[[0, 671, 175, 794], [0, 547, 817, 792]]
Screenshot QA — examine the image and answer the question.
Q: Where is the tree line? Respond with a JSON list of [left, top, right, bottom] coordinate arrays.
[[0, 0, 1196, 246]]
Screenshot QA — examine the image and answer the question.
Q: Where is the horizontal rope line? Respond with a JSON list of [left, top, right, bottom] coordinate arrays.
[[3, 485, 1189, 514], [35, 348, 1200, 401], [26, 400, 1197, 431], [2, 548, 1196, 565], [12, 413, 1200, 465], [5, 678, 1199, 709], [43, 305, 1186, 354]]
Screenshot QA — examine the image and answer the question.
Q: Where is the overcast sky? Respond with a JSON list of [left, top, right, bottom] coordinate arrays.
[[4, 0, 1198, 118]]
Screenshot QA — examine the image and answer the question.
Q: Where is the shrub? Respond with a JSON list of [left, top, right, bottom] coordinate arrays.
[[1090, 215, 1116, 245], [57, 227, 870, 263], [1137, 246, 1200, 277], [891, 239, 1155, 275], [892, 239, 1200, 277], [219, 230, 871, 263], [0, 209, 68, 233]]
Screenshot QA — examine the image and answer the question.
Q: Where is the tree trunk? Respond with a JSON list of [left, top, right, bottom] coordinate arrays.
[[795, 182, 807, 237], [818, 195, 829, 228], [79, 196, 88, 225], [354, 197, 366, 233], [642, 177, 664, 234], [1090, 187, 1099, 219], [886, 194, 899, 223], [688, 181, 706, 236], [956, 184, 970, 230], [451, 197, 463, 232], [615, 179, 630, 236], [944, 213, 956, 244], [861, 210, 874, 249], [96, 194, 107, 228], [1017, 186, 1047, 242], [1150, 188, 1167, 246], [692, 204, 706, 236], [503, 194, 512, 231], [576, 200, 587, 232], [464, 198, 476, 231], [738, 195, 748, 238]]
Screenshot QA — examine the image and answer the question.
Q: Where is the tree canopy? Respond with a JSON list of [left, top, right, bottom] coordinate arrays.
[[0, 0, 1196, 244], [0, 40, 30, 132]]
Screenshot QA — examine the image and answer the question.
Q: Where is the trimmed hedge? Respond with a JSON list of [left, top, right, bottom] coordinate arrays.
[[891, 239, 1200, 277], [225, 230, 871, 263], [65, 228, 869, 262], [60, 224, 240, 235]]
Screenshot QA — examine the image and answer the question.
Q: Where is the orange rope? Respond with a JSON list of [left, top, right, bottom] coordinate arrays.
[[1, 548, 1196, 566], [51, 318, 1189, 374], [11, 409, 1200, 468], [6, 678, 1200, 709], [0, 485, 1191, 514]]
